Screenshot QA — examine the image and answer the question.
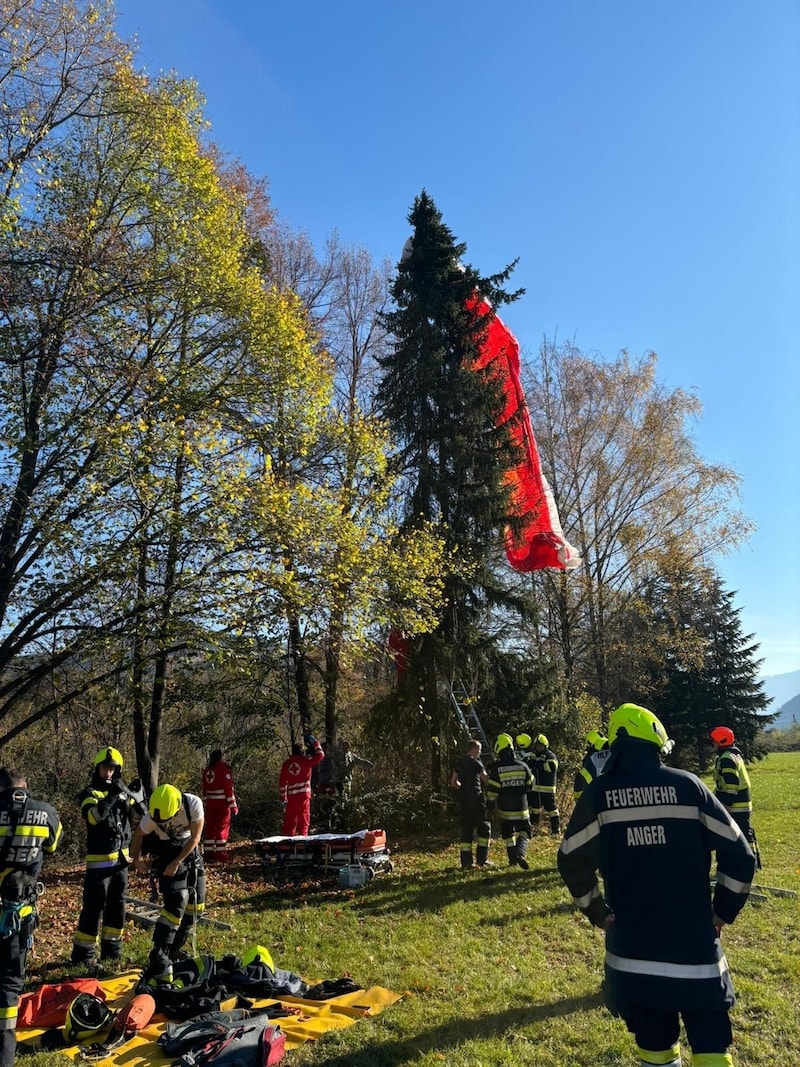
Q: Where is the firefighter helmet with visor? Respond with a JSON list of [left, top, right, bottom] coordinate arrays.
[[585, 729, 608, 751], [608, 703, 669, 749], [149, 784, 182, 822], [494, 733, 514, 755], [93, 746, 123, 769], [63, 993, 113, 1045]]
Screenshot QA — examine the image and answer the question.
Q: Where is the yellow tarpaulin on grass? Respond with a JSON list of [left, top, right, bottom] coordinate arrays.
[[18, 970, 403, 1064]]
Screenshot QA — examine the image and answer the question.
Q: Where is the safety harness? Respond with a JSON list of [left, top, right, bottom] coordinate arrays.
[[0, 789, 34, 939]]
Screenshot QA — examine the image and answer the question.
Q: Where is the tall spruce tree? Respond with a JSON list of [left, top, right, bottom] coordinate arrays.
[[645, 567, 774, 766], [377, 191, 524, 786]]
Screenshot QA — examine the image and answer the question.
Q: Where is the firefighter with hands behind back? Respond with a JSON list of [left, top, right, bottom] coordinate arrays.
[[72, 746, 138, 967], [485, 733, 534, 869], [709, 724, 756, 832], [130, 784, 205, 985], [558, 702, 756, 1067], [710, 725, 761, 868], [0, 766, 62, 1067]]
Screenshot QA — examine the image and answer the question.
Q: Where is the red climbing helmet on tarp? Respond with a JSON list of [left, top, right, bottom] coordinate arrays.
[[116, 994, 156, 1037]]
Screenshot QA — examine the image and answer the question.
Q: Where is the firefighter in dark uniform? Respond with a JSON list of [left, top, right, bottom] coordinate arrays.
[[528, 733, 560, 834], [709, 727, 752, 837], [0, 766, 61, 1067], [72, 747, 138, 965], [558, 703, 755, 1067], [572, 729, 611, 802], [130, 784, 205, 983], [449, 739, 492, 869], [485, 733, 534, 869]]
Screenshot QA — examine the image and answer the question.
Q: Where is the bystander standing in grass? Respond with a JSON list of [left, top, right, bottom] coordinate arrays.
[[449, 739, 492, 870]]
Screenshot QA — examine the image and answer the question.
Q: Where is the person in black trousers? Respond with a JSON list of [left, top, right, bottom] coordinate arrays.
[[450, 740, 492, 869]]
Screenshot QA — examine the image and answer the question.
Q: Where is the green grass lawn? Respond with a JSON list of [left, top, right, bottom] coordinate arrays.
[[27, 751, 800, 1066]]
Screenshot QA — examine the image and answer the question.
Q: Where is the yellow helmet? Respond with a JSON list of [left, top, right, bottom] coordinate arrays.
[[535, 734, 549, 748], [608, 704, 669, 749], [149, 784, 182, 821], [515, 732, 532, 749], [585, 730, 608, 751], [494, 733, 514, 755], [93, 746, 123, 769], [241, 944, 274, 970]]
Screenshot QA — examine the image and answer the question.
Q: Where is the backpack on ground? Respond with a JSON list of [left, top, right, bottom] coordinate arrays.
[[158, 1006, 296, 1058], [160, 1012, 286, 1067]]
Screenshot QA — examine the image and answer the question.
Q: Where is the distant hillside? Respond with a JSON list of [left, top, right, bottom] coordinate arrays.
[[771, 692, 800, 730], [759, 668, 800, 708], [760, 668, 800, 730]]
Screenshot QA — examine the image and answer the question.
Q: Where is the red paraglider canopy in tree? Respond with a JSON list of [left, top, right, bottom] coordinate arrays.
[[468, 296, 580, 573]]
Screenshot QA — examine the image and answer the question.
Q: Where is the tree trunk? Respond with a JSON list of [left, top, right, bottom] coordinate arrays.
[[421, 633, 442, 788], [288, 612, 312, 733], [324, 624, 341, 744]]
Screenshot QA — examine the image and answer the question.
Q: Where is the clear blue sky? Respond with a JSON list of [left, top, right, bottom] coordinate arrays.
[[115, 0, 800, 679]]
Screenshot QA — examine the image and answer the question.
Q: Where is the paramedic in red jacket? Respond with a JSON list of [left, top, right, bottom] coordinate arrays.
[[279, 735, 324, 836], [201, 749, 238, 864]]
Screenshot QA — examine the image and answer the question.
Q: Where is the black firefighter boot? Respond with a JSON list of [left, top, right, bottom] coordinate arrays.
[[516, 833, 530, 870], [549, 813, 561, 835], [145, 945, 173, 986], [70, 943, 97, 968]]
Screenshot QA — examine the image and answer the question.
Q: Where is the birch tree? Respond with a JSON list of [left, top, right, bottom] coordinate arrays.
[[523, 340, 753, 707]]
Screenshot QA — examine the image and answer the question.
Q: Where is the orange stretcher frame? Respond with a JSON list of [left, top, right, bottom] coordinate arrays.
[[255, 828, 392, 875]]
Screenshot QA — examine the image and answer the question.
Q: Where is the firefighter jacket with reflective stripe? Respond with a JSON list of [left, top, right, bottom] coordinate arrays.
[[573, 748, 611, 800], [485, 753, 533, 819], [79, 786, 135, 868], [713, 745, 752, 815], [0, 787, 62, 903], [528, 748, 558, 793], [557, 738, 755, 1014]]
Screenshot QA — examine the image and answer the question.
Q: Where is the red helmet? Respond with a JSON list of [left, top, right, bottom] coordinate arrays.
[[710, 726, 735, 747]]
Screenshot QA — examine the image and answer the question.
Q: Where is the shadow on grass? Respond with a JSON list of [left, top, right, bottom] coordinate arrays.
[[352, 864, 566, 918], [230, 862, 567, 917], [312, 990, 605, 1066], [227, 830, 567, 916]]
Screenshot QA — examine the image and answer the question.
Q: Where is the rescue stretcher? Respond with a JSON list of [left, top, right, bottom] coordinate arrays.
[[256, 828, 393, 878]]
